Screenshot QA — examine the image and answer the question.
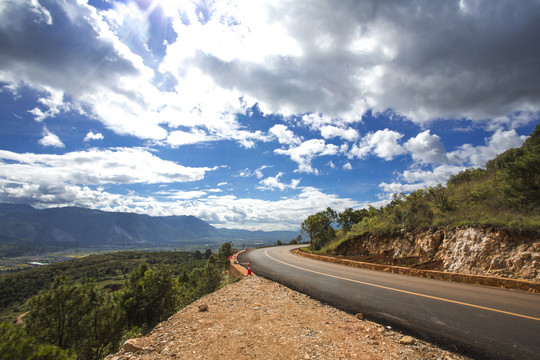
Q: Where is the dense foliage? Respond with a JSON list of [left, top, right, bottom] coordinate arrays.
[[0, 251, 205, 319], [0, 242, 236, 360], [302, 124, 540, 251]]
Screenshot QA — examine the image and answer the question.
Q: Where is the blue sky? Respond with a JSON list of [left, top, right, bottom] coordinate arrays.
[[0, 0, 539, 230]]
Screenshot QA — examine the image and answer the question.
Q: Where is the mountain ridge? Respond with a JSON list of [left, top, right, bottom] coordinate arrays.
[[0, 204, 299, 256]]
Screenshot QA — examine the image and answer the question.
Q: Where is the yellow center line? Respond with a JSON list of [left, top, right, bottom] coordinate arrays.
[[264, 249, 540, 322]]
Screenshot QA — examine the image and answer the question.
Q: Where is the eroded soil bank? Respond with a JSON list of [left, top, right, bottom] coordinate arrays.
[[334, 226, 539, 281]]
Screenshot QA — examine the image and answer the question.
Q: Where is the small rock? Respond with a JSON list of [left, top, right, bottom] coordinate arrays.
[[520, 252, 532, 260], [356, 313, 364, 320], [198, 304, 208, 312], [122, 339, 144, 353], [400, 336, 415, 345]]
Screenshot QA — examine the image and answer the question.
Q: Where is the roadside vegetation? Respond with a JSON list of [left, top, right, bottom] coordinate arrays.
[[0, 242, 236, 360], [302, 124, 540, 253]]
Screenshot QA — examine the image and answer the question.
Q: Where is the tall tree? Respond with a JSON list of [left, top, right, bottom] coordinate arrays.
[[337, 208, 368, 233], [301, 208, 338, 250], [26, 276, 86, 349], [217, 241, 234, 269], [121, 264, 179, 330]]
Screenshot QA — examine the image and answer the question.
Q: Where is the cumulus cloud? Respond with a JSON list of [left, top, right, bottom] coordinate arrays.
[[257, 172, 300, 191], [320, 125, 360, 141], [38, 127, 64, 148], [447, 129, 527, 167], [269, 124, 302, 145], [343, 162, 352, 170], [379, 129, 528, 196], [28, 87, 66, 122], [404, 130, 447, 165], [84, 131, 104, 142], [275, 139, 339, 173], [349, 129, 406, 160], [180, 186, 360, 230]]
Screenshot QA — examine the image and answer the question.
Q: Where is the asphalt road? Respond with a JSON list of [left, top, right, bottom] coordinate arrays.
[[238, 245, 540, 360]]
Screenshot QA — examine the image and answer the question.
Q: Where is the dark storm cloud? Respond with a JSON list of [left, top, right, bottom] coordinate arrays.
[[0, 0, 139, 96], [194, 0, 540, 123]]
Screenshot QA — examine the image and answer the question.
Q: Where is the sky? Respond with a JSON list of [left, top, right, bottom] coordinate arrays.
[[0, 0, 539, 231]]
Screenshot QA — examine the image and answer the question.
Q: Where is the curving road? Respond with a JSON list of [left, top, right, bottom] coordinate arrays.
[[238, 245, 540, 360]]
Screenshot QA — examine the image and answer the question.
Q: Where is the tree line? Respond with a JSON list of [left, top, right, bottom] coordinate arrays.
[[0, 242, 236, 360]]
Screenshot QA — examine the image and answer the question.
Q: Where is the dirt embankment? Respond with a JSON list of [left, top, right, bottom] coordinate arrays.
[[334, 226, 539, 282], [106, 276, 467, 360]]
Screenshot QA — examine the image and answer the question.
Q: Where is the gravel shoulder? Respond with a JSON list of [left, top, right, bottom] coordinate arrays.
[[106, 276, 468, 360]]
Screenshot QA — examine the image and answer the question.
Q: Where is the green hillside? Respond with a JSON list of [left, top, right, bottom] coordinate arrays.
[[302, 124, 540, 251], [0, 251, 206, 324], [0, 243, 236, 360]]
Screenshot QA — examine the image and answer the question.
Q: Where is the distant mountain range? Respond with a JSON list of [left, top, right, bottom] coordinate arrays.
[[0, 204, 299, 256]]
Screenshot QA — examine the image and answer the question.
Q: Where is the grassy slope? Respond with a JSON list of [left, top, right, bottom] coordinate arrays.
[[312, 124, 540, 254]]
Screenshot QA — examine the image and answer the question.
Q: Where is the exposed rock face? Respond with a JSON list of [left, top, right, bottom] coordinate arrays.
[[335, 227, 539, 281]]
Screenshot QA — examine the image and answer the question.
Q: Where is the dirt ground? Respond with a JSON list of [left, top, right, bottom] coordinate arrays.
[[106, 276, 468, 360]]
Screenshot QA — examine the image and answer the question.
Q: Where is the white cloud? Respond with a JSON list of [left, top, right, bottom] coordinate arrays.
[[269, 124, 302, 145], [343, 162, 352, 170], [378, 128, 528, 197], [38, 127, 64, 148], [320, 125, 360, 141], [404, 130, 447, 165], [161, 1, 540, 125], [167, 128, 215, 147], [84, 131, 104, 142], [275, 139, 339, 173], [447, 129, 527, 167], [257, 172, 300, 191], [349, 129, 406, 160], [0, 181, 360, 231], [0, 0, 171, 140], [238, 165, 271, 179], [2, 0, 537, 154], [28, 87, 67, 122], [154, 190, 208, 200], [0, 148, 214, 186], [301, 113, 337, 129]]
